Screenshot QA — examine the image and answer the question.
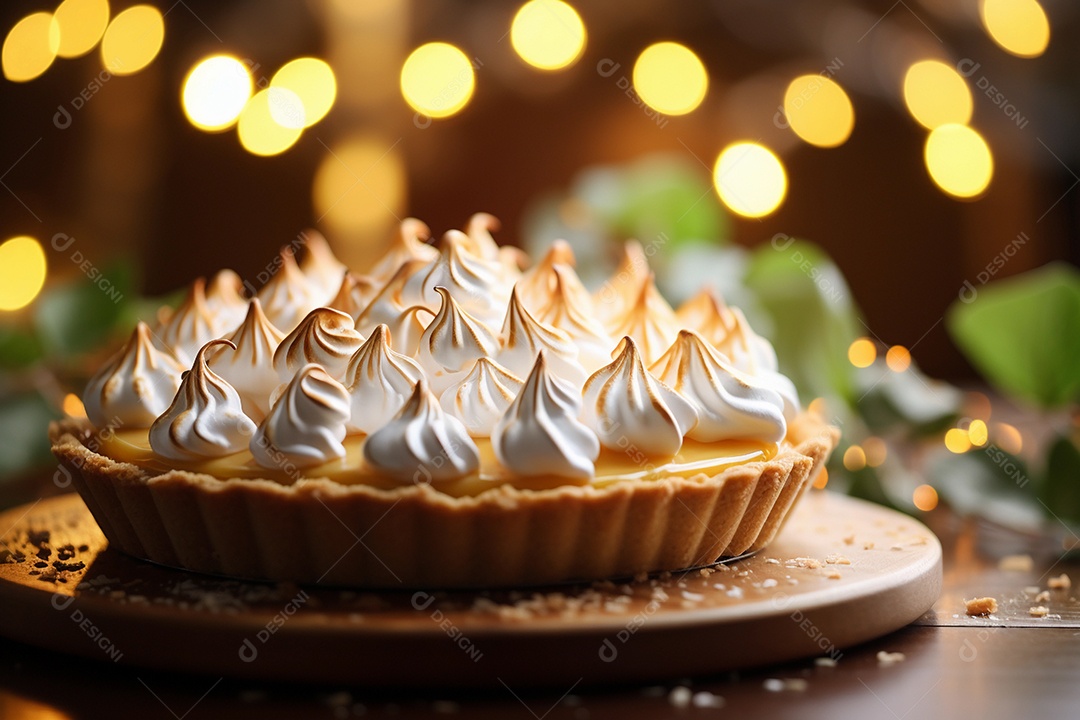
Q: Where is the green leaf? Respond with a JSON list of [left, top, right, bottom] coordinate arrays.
[[0, 323, 44, 369], [1040, 434, 1080, 527], [33, 262, 134, 358], [929, 446, 1044, 530], [0, 391, 56, 478], [947, 263, 1080, 408], [744, 239, 861, 404]]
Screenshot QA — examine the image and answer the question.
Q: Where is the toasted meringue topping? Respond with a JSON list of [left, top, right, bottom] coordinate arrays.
[[83, 322, 186, 428], [208, 299, 285, 420], [675, 288, 736, 347], [256, 248, 325, 332], [539, 266, 616, 373], [354, 259, 429, 338], [516, 239, 590, 314], [273, 308, 365, 381], [417, 287, 500, 393], [368, 218, 437, 282], [492, 352, 600, 479], [463, 212, 502, 261], [250, 363, 351, 469], [713, 308, 799, 421], [328, 271, 379, 320], [204, 269, 249, 329], [384, 305, 435, 357], [582, 337, 697, 457], [362, 379, 480, 483], [593, 240, 649, 325], [402, 230, 510, 327], [609, 273, 678, 366], [650, 330, 786, 443], [297, 230, 347, 296], [157, 278, 227, 365], [343, 325, 424, 433], [149, 340, 257, 460], [440, 357, 524, 437], [497, 287, 587, 389]]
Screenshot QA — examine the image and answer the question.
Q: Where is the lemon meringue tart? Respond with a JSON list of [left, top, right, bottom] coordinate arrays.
[[50, 217, 837, 588]]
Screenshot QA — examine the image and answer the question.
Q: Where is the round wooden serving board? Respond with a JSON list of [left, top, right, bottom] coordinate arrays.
[[0, 491, 940, 688]]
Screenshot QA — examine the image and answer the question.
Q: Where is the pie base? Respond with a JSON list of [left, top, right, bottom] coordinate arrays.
[[49, 415, 838, 588]]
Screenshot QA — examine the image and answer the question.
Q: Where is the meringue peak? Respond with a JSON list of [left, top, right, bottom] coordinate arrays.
[[594, 239, 649, 324], [251, 363, 351, 469], [368, 218, 437, 282], [362, 379, 480, 483], [328, 271, 379, 320], [355, 258, 430, 337], [149, 339, 257, 460], [650, 330, 786, 443], [440, 357, 524, 437], [417, 286, 499, 392], [344, 324, 424, 433], [676, 288, 736, 346], [83, 321, 186, 428], [497, 286, 587, 388], [157, 277, 225, 366], [257, 247, 324, 332], [492, 352, 600, 479], [608, 272, 678, 367], [273, 307, 365, 381], [539, 265, 614, 373], [297, 229, 347, 293], [402, 230, 509, 327], [582, 337, 697, 457], [209, 298, 285, 420]]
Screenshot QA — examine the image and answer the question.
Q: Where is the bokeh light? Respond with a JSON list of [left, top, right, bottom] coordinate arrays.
[[994, 423, 1023, 454], [843, 445, 867, 471], [863, 437, 888, 467], [847, 338, 877, 368], [783, 75, 854, 148], [912, 484, 939, 512], [100, 4, 164, 76], [925, 124, 994, 199], [812, 466, 829, 489], [182, 55, 252, 132], [0, 236, 47, 311], [886, 345, 911, 372], [903, 60, 972, 130], [271, 57, 337, 128], [632, 42, 707, 116], [511, 0, 586, 71], [980, 0, 1050, 58], [62, 393, 87, 418], [313, 135, 406, 235], [968, 418, 989, 447], [237, 88, 303, 156], [2, 12, 60, 83], [400, 42, 475, 118], [55, 0, 110, 59], [713, 142, 787, 218], [945, 428, 972, 454]]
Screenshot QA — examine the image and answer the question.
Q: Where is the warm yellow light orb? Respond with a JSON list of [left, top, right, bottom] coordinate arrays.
[[632, 42, 708, 116], [100, 5, 164, 75], [237, 88, 303, 156], [182, 55, 252, 132], [2, 13, 60, 82], [713, 142, 787, 218], [54, 0, 110, 59], [980, 0, 1049, 58], [944, 428, 972, 454], [912, 484, 939, 512], [848, 338, 877, 368], [0, 236, 47, 311], [783, 74, 855, 148], [924, 124, 994, 199], [886, 345, 911, 372], [271, 57, 337, 128], [968, 419, 989, 447], [511, 0, 586, 71], [400, 42, 475, 118], [843, 446, 867, 472], [903, 60, 973, 130]]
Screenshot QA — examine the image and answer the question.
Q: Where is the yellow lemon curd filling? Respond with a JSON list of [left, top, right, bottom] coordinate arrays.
[[99, 430, 777, 498]]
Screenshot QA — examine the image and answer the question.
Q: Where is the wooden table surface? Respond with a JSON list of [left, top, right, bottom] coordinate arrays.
[[1, 479, 1079, 719]]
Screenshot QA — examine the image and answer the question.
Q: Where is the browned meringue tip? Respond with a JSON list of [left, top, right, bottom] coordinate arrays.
[[466, 212, 501, 233], [400, 217, 431, 243]]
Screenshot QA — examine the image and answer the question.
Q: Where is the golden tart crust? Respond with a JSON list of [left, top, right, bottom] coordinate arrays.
[[50, 414, 837, 588]]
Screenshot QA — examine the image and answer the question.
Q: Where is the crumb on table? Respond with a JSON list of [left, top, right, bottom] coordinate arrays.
[[965, 597, 998, 616], [1048, 574, 1071, 590]]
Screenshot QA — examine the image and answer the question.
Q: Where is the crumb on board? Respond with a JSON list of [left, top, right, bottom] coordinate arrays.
[[691, 691, 725, 708], [668, 686, 692, 708], [1048, 574, 1071, 590], [763, 678, 808, 692], [814, 657, 838, 668], [877, 651, 906, 666], [1036, 590, 1050, 603], [842, 534, 855, 546], [998, 554, 1033, 572], [1029, 606, 1049, 618], [825, 555, 851, 565], [965, 597, 998, 616]]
